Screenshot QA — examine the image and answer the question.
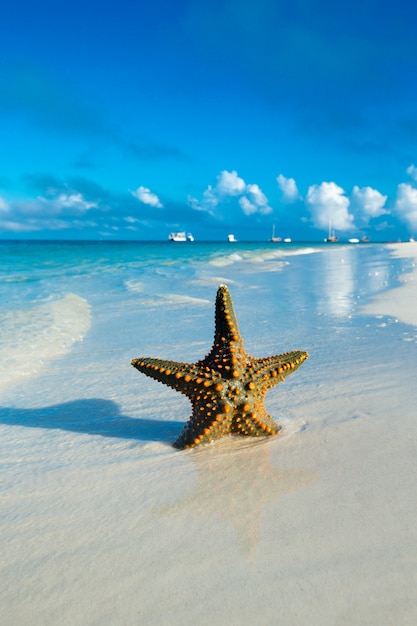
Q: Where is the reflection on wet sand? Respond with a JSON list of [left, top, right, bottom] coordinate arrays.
[[318, 248, 356, 318], [157, 437, 318, 558]]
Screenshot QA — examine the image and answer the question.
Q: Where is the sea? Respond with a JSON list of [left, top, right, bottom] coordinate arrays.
[[0, 239, 415, 436], [1, 240, 417, 625]]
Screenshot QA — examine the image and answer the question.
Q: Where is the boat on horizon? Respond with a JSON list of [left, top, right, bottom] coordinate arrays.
[[324, 232, 339, 243], [324, 213, 339, 242], [227, 234, 237, 242], [324, 228, 339, 242], [270, 224, 282, 242], [169, 231, 194, 242], [348, 235, 371, 243]]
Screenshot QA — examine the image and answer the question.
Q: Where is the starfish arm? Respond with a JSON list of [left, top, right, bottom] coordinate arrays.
[[202, 284, 247, 374], [132, 357, 201, 393], [173, 402, 232, 449], [132, 357, 224, 397], [213, 284, 242, 347], [249, 350, 309, 390], [230, 404, 280, 437]]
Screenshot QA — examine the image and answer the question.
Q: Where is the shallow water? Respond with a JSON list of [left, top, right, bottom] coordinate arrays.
[[0, 240, 414, 453], [0, 240, 410, 393]]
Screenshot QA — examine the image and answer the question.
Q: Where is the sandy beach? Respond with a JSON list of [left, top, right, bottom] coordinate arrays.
[[362, 242, 417, 326], [1, 242, 416, 625]]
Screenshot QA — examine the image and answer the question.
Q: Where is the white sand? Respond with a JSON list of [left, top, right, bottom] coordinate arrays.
[[1, 245, 417, 625], [362, 242, 417, 326]]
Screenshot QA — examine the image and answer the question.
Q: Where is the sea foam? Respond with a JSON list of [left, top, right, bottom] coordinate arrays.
[[137, 293, 211, 308], [0, 293, 91, 389], [207, 245, 319, 270]]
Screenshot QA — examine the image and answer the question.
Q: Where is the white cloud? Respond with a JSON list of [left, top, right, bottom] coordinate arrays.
[[394, 183, 417, 231], [202, 186, 220, 210], [216, 170, 246, 196], [239, 196, 258, 215], [132, 185, 163, 208], [351, 185, 387, 222], [276, 174, 300, 202], [188, 170, 272, 216], [239, 184, 272, 215], [52, 192, 97, 212], [0, 188, 100, 233], [306, 181, 354, 232], [406, 164, 417, 182], [187, 185, 219, 214], [0, 219, 39, 232], [0, 214, 81, 232]]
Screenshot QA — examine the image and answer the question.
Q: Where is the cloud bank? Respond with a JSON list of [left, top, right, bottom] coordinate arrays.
[[0, 186, 100, 233], [1, 165, 417, 239], [188, 170, 272, 217]]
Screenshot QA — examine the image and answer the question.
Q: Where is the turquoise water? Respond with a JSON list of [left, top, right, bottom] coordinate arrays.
[[0, 240, 415, 433], [0, 242, 407, 388], [0, 239, 404, 311], [0, 236, 407, 402]]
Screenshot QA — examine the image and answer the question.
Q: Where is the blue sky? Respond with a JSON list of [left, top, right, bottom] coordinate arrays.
[[2, 0, 417, 241]]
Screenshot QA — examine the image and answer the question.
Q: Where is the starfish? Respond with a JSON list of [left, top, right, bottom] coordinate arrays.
[[132, 285, 308, 449]]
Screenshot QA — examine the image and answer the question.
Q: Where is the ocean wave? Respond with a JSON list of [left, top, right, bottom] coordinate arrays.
[[207, 246, 319, 269], [189, 276, 238, 287], [208, 253, 245, 267], [0, 293, 91, 389], [124, 279, 144, 293], [139, 293, 211, 308]]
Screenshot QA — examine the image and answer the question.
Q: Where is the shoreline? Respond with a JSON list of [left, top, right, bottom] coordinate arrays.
[[362, 242, 417, 327]]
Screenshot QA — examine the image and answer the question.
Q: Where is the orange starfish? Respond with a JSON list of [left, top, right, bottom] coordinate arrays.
[[132, 285, 308, 448]]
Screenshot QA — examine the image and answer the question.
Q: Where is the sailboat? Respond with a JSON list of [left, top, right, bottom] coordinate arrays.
[[325, 233, 339, 242], [324, 217, 338, 243], [270, 224, 282, 242]]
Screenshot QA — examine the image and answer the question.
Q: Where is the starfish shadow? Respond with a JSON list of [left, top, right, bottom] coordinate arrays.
[[0, 398, 184, 443]]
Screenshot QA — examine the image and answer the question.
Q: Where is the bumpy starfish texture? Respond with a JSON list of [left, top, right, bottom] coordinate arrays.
[[132, 285, 308, 449]]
